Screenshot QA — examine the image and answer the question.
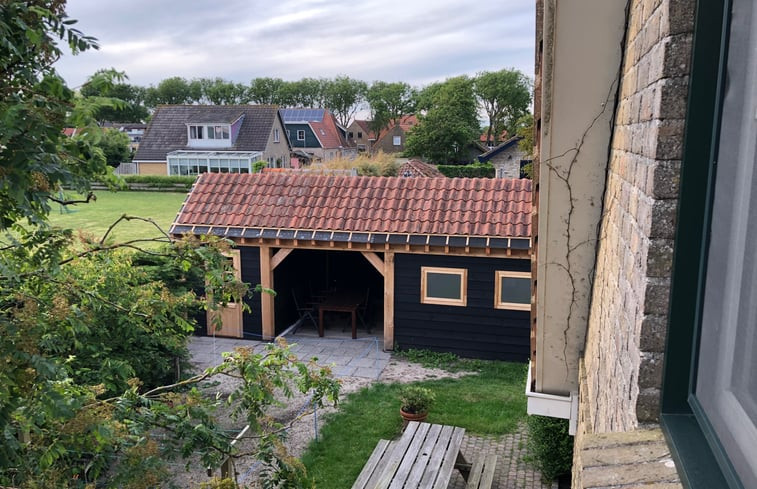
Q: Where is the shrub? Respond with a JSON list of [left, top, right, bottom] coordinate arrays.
[[318, 151, 400, 176], [436, 163, 495, 178], [398, 385, 436, 414], [525, 415, 574, 482], [122, 175, 197, 189]]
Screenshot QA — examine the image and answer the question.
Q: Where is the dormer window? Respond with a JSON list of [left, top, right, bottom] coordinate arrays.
[[187, 123, 232, 148]]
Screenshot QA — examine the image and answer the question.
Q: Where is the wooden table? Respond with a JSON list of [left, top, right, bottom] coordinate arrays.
[[351, 421, 469, 489], [318, 290, 365, 339]]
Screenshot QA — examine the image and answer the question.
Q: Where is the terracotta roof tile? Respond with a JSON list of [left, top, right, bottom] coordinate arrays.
[[174, 173, 531, 238]]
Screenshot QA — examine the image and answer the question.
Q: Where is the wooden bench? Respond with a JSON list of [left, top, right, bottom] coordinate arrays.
[[351, 439, 393, 489], [464, 453, 498, 489]]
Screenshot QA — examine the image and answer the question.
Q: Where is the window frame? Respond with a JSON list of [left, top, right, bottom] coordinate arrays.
[[273, 128, 280, 143], [420, 266, 467, 307], [297, 130, 306, 141], [393, 135, 402, 146], [494, 271, 531, 310], [660, 1, 748, 487]]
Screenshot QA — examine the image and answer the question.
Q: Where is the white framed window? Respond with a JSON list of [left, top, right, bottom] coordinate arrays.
[[274, 128, 280, 143], [421, 267, 467, 307], [297, 130, 305, 141], [207, 125, 229, 140], [494, 271, 531, 310], [189, 125, 203, 139], [393, 136, 402, 146]]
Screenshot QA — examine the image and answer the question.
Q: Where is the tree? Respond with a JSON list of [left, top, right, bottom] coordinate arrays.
[[0, 3, 339, 487], [365, 81, 417, 135], [473, 69, 532, 146], [80, 69, 149, 122], [248, 77, 285, 105], [196, 77, 248, 105], [97, 128, 132, 166], [323, 75, 367, 127], [404, 76, 480, 164], [144, 76, 199, 107], [277, 77, 326, 108]]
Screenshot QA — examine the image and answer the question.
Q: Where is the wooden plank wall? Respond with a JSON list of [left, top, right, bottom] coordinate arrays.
[[394, 254, 530, 362], [240, 246, 263, 338]]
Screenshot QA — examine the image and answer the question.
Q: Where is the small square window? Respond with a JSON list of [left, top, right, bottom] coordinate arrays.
[[297, 130, 305, 141], [494, 271, 531, 310], [393, 136, 402, 146], [358, 131, 363, 138], [348, 131, 354, 139], [421, 267, 467, 307]]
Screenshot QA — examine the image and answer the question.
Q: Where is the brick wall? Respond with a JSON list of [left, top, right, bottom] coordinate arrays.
[[581, 0, 695, 433]]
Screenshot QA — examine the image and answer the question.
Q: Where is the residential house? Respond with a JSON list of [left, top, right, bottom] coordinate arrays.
[[371, 115, 418, 155], [279, 108, 356, 162], [531, 0, 754, 487], [132, 105, 290, 175], [397, 159, 444, 178], [346, 119, 374, 152], [479, 129, 509, 149], [477, 136, 528, 179], [170, 173, 532, 361]]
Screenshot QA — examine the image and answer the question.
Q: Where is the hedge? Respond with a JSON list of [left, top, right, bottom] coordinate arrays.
[[525, 415, 574, 482], [436, 163, 495, 178]]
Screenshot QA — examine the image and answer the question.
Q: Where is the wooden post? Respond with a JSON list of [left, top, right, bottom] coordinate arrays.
[[383, 251, 395, 351], [260, 246, 275, 340]]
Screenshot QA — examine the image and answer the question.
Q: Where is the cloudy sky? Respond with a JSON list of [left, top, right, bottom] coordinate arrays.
[[55, 0, 535, 89]]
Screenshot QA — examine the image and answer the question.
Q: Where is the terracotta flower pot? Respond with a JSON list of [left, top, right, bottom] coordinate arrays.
[[400, 408, 428, 429]]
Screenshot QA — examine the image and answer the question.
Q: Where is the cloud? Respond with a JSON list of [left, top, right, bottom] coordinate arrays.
[[56, 0, 535, 88]]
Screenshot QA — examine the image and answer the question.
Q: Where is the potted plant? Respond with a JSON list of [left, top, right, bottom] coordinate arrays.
[[399, 385, 436, 427]]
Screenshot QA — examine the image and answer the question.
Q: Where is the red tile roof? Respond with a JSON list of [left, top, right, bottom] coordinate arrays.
[[398, 159, 444, 178], [309, 111, 350, 149], [375, 115, 418, 144], [175, 173, 531, 238]]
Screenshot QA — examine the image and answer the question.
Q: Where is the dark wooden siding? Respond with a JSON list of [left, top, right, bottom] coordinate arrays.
[[394, 254, 530, 362], [285, 123, 320, 148], [240, 246, 262, 338]]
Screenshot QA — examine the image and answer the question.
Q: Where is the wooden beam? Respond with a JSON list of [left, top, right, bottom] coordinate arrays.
[[383, 251, 395, 351], [271, 248, 293, 270], [360, 251, 385, 276], [259, 246, 275, 340]]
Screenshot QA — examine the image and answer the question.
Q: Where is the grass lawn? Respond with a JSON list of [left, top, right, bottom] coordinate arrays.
[[301, 359, 527, 489], [44, 191, 187, 244]]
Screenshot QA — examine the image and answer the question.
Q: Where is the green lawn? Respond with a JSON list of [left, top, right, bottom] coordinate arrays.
[[301, 359, 527, 489], [45, 191, 187, 243]]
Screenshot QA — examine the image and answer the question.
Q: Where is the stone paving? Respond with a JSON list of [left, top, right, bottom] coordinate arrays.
[[188, 334, 555, 489]]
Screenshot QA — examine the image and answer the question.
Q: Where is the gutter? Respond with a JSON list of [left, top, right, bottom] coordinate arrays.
[[525, 361, 578, 435]]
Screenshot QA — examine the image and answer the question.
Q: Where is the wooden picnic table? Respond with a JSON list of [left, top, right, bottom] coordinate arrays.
[[351, 421, 469, 489], [318, 290, 365, 339]]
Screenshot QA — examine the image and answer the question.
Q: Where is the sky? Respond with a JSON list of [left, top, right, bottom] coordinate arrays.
[[55, 0, 536, 90]]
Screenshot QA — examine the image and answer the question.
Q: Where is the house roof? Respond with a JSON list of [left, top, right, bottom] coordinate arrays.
[[478, 136, 523, 162], [374, 115, 418, 145], [280, 108, 349, 150], [398, 159, 445, 178], [479, 130, 509, 143], [133, 105, 283, 161], [350, 119, 374, 137], [172, 173, 531, 241]]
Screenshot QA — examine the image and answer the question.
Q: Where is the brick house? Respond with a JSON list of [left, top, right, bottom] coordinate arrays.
[[345, 119, 374, 152], [279, 108, 356, 162], [531, 0, 755, 487], [371, 115, 418, 155]]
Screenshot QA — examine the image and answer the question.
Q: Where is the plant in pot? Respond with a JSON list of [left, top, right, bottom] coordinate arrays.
[[399, 385, 436, 427]]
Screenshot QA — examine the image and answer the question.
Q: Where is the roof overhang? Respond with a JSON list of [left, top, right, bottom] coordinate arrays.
[[169, 225, 531, 258], [167, 150, 263, 158]]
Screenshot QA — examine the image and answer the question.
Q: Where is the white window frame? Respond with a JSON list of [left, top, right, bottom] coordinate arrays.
[[297, 130, 306, 141], [494, 271, 531, 311], [420, 266, 467, 307], [393, 135, 402, 146], [274, 128, 280, 143]]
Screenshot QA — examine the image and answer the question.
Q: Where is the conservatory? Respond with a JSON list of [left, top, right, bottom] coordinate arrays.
[[166, 150, 264, 176]]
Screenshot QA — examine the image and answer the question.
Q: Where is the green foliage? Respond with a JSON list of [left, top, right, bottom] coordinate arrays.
[[0, 0, 117, 228], [525, 415, 574, 482], [121, 174, 197, 188], [80, 68, 149, 122], [144, 76, 199, 107], [253, 160, 268, 173], [195, 77, 249, 105], [98, 128, 132, 166], [395, 348, 460, 369], [404, 76, 480, 164], [436, 163, 495, 178], [516, 113, 535, 156], [398, 386, 435, 414], [323, 75, 367, 127], [474, 69, 532, 141], [366, 81, 417, 135], [248, 77, 286, 104]]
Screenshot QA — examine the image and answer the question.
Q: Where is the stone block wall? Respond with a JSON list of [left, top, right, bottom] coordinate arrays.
[[581, 0, 695, 433]]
